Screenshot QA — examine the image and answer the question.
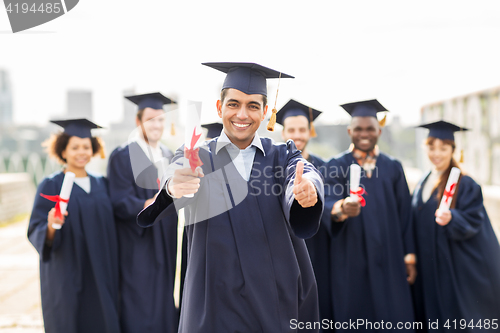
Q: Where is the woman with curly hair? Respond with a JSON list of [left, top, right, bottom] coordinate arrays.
[[412, 120, 500, 332], [27, 119, 120, 333]]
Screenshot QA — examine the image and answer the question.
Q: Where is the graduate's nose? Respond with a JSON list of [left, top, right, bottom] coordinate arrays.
[[235, 107, 249, 120]]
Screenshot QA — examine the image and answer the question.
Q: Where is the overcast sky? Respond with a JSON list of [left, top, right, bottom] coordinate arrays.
[[1, 0, 500, 128]]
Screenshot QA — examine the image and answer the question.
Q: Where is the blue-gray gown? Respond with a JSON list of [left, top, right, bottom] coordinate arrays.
[[138, 138, 325, 333], [107, 142, 185, 333], [28, 171, 120, 333], [322, 151, 415, 331], [304, 153, 332, 328], [411, 173, 500, 332]]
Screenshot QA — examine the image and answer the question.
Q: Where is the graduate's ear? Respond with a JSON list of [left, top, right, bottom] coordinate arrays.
[[216, 100, 222, 118], [261, 104, 268, 121], [135, 116, 141, 128], [347, 126, 352, 137]]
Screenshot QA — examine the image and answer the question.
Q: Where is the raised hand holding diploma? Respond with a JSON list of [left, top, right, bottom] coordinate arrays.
[[293, 161, 318, 208], [40, 171, 75, 230], [435, 167, 461, 225]]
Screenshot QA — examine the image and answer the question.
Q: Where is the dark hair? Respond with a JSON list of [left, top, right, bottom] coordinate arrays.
[[43, 132, 102, 164], [426, 137, 462, 209], [220, 88, 268, 106], [136, 108, 145, 121]]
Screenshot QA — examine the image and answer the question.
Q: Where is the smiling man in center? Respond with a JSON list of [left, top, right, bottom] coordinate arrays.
[[138, 62, 325, 333]]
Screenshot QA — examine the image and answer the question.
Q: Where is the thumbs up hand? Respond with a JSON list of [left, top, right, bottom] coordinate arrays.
[[292, 161, 318, 208]]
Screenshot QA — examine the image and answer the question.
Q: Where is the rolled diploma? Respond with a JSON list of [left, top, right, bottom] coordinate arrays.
[[183, 158, 194, 198], [52, 171, 75, 229], [350, 164, 361, 201], [438, 167, 461, 211]]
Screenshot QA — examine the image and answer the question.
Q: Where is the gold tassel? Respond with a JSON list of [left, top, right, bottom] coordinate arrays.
[[378, 114, 387, 127], [171, 123, 176, 136], [459, 149, 464, 163], [309, 107, 317, 137], [97, 137, 106, 159], [267, 108, 278, 131], [267, 72, 281, 132]]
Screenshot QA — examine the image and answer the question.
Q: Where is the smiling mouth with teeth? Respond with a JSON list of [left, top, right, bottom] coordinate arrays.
[[233, 123, 250, 128]]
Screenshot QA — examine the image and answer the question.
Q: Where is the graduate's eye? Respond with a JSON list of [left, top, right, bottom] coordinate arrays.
[[227, 103, 238, 108]]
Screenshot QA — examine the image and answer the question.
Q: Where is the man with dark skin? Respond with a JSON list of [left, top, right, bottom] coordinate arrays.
[[322, 99, 416, 332]]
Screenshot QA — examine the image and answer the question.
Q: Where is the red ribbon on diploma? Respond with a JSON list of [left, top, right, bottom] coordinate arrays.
[[40, 194, 69, 219], [184, 128, 203, 172], [443, 183, 456, 204], [350, 187, 367, 207], [157, 178, 161, 190]]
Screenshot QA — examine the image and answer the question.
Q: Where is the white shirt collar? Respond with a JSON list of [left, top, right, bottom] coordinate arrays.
[[215, 130, 265, 156], [133, 132, 163, 162]]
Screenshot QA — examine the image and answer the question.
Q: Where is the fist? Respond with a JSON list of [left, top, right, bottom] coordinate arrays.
[[293, 161, 318, 208], [342, 197, 361, 217], [167, 167, 204, 199], [47, 208, 68, 229], [435, 209, 452, 226]]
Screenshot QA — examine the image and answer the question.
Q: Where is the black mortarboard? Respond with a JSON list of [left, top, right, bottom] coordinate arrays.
[[50, 118, 102, 138], [276, 99, 322, 125], [201, 122, 223, 139], [340, 99, 388, 118], [417, 120, 469, 141], [202, 62, 294, 96], [125, 92, 174, 110]]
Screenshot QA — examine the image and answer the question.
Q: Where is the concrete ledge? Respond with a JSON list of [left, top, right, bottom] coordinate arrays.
[[0, 173, 35, 225]]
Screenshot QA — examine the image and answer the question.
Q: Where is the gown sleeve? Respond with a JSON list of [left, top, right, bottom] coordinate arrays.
[[394, 161, 415, 254], [444, 176, 486, 241], [282, 140, 325, 239], [27, 178, 63, 261], [320, 158, 344, 236], [107, 149, 148, 221]]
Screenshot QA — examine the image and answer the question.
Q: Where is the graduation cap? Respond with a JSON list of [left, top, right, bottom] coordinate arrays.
[[202, 62, 293, 96], [202, 62, 294, 131], [125, 92, 175, 110], [201, 122, 223, 139], [276, 99, 322, 137], [418, 120, 469, 162], [418, 120, 469, 141], [340, 99, 389, 126], [50, 118, 102, 138]]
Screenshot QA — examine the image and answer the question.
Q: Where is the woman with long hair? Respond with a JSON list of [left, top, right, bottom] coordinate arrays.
[[412, 120, 500, 332], [28, 119, 120, 333]]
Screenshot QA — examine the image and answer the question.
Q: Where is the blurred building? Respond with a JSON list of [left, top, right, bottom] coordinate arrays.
[[420, 85, 500, 186], [66, 90, 93, 119], [0, 70, 13, 125], [105, 89, 138, 152]]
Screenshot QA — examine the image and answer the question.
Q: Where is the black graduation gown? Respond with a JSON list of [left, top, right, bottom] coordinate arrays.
[[138, 138, 325, 333], [27, 171, 120, 333], [322, 151, 415, 331], [304, 153, 332, 328], [107, 142, 185, 333], [411, 173, 500, 332]]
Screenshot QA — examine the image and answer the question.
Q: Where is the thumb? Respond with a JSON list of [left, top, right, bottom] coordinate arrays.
[[295, 161, 304, 185]]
